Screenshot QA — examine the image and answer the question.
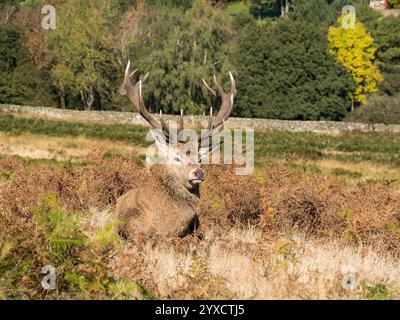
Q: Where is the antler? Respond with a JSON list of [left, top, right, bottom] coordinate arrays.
[[119, 60, 189, 143], [119, 61, 236, 148], [200, 72, 236, 141], [119, 60, 164, 130]]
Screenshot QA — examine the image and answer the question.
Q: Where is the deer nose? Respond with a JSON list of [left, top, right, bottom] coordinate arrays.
[[189, 168, 205, 183], [194, 169, 205, 181]]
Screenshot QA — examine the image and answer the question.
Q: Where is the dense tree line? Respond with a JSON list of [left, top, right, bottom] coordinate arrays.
[[0, 0, 399, 121]]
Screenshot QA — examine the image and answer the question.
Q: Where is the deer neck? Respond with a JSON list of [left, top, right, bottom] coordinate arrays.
[[158, 172, 199, 207]]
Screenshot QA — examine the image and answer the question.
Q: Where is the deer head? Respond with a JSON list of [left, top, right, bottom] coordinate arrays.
[[119, 61, 236, 193]]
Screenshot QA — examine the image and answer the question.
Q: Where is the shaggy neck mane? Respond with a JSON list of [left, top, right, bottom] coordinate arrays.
[[152, 167, 199, 207]]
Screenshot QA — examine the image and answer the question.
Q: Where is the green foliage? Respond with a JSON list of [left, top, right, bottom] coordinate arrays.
[[4, 114, 400, 168], [33, 194, 86, 256], [0, 0, 399, 118], [226, 1, 250, 16], [362, 281, 397, 300], [45, 0, 120, 110], [345, 96, 400, 124], [342, 208, 353, 221], [129, 0, 234, 114], [388, 0, 400, 9], [331, 168, 362, 178], [254, 129, 400, 167], [372, 17, 400, 96], [0, 25, 52, 105], [352, 1, 382, 31], [94, 221, 122, 247], [226, 0, 279, 20], [0, 114, 149, 145], [0, 170, 12, 181], [0, 189, 154, 299], [235, 19, 354, 120], [108, 280, 155, 300], [64, 271, 90, 292], [145, 0, 193, 10], [290, 0, 337, 27]]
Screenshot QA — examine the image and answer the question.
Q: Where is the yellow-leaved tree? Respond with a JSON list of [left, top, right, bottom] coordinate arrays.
[[328, 16, 383, 107]]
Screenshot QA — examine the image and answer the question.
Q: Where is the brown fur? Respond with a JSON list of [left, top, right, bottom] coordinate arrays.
[[115, 165, 200, 238]]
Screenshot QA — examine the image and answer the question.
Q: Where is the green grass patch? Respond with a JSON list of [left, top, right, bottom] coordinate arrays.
[[331, 168, 363, 178], [225, 0, 279, 19], [3, 114, 400, 168], [255, 130, 400, 168], [362, 281, 397, 300], [0, 170, 12, 181], [0, 114, 148, 146], [226, 1, 250, 16]]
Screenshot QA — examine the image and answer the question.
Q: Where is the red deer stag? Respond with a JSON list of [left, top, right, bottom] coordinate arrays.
[[115, 61, 236, 238]]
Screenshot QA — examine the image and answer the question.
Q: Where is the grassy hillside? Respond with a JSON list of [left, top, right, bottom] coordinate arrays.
[[1, 113, 400, 299], [2, 113, 400, 174]]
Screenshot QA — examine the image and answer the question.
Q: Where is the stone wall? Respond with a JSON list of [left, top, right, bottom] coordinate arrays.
[[2, 104, 400, 135]]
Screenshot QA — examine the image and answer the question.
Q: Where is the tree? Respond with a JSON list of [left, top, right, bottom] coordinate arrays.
[[234, 20, 354, 120], [290, 0, 337, 27], [328, 16, 383, 106], [372, 16, 400, 96], [46, 0, 120, 109], [15, 3, 47, 69], [0, 24, 52, 105], [127, 0, 234, 114], [145, 0, 193, 10], [388, 0, 400, 9]]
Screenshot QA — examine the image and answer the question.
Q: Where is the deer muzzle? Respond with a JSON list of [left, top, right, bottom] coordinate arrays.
[[188, 168, 205, 185]]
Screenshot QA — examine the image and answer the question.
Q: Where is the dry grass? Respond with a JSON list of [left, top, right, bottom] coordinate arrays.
[[1, 149, 400, 299], [108, 226, 400, 299], [0, 132, 146, 162]]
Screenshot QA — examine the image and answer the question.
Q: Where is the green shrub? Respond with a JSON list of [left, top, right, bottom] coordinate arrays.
[[345, 96, 400, 124], [33, 194, 87, 257], [362, 281, 397, 300], [234, 19, 354, 120]]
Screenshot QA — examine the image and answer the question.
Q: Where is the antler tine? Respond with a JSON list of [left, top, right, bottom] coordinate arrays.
[[201, 72, 236, 134], [175, 108, 187, 143], [141, 71, 150, 83], [229, 71, 236, 96], [213, 74, 225, 95], [199, 107, 214, 142], [120, 63, 237, 149], [125, 60, 131, 77], [119, 61, 165, 132], [129, 69, 138, 78], [124, 60, 138, 79], [159, 109, 170, 136], [202, 78, 217, 97], [214, 72, 236, 122], [207, 107, 213, 131]]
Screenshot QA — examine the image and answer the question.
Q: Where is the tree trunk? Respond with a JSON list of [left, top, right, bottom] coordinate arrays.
[[87, 88, 94, 110], [80, 88, 94, 110], [80, 90, 87, 110], [351, 96, 355, 112], [285, 0, 290, 19], [60, 94, 65, 109]]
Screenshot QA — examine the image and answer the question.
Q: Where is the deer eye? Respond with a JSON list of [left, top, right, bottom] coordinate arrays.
[[174, 157, 181, 162]]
